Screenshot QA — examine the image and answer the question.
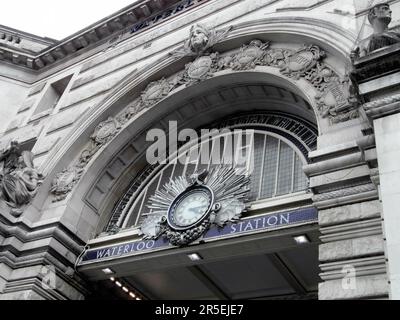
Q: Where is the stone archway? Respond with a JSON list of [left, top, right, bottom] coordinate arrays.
[[41, 36, 359, 235]]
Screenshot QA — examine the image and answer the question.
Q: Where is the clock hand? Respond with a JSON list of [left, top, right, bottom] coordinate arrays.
[[188, 206, 205, 214]]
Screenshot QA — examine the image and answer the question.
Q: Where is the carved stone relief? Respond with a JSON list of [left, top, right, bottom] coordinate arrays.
[[170, 23, 233, 58], [139, 167, 250, 247], [230, 40, 270, 70], [0, 141, 44, 216], [183, 53, 219, 85], [280, 45, 325, 79], [50, 167, 83, 202], [50, 117, 121, 201]]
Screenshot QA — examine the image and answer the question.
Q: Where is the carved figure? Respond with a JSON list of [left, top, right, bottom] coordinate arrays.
[[354, 1, 400, 58], [170, 23, 232, 58], [0, 141, 43, 216]]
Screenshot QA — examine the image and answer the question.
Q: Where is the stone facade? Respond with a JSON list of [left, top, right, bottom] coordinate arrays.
[[0, 0, 400, 300]]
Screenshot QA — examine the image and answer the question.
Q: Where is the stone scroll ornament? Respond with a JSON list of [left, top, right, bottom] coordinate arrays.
[[50, 23, 359, 201], [138, 166, 250, 247], [0, 141, 44, 216]]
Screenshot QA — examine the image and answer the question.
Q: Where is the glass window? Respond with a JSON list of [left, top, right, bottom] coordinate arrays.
[[121, 130, 309, 228]]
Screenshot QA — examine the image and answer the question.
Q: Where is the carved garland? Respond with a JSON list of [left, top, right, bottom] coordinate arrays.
[[50, 25, 359, 201]]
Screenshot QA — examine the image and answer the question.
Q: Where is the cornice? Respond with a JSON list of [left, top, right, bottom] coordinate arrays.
[[0, 0, 208, 71]]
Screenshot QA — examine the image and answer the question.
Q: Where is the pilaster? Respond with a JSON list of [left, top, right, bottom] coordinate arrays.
[[352, 43, 400, 300], [305, 138, 388, 299]]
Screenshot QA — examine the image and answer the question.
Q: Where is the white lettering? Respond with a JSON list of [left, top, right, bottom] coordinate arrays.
[[146, 128, 167, 165], [96, 250, 106, 259], [137, 242, 146, 251], [243, 221, 254, 232], [103, 249, 112, 258], [146, 240, 155, 249], [267, 215, 278, 226], [280, 213, 290, 225]]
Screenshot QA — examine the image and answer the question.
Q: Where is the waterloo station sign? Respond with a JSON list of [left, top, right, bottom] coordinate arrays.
[[78, 207, 317, 265]]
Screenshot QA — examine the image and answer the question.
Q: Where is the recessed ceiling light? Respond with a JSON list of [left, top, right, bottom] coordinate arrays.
[[294, 235, 310, 244], [110, 277, 115, 282], [129, 292, 136, 298], [136, 297, 141, 300], [188, 253, 203, 261], [115, 281, 122, 287], [122, 287, 129, 293], [102, 268, 115, 275]]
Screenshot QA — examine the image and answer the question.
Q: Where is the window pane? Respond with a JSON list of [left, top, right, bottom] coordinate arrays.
[[127, 131, 310, 227], [276, 142, 293, 196], [248, 134, 265, 201], [157, 164, 174, 190], [260, 136, 279, 198], [125, 193, 144, 227], [293, 153, 308, 192], [140, 175, 162, 217]]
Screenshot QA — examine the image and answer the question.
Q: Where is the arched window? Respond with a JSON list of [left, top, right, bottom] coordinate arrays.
[[105, 113, 316, 232]]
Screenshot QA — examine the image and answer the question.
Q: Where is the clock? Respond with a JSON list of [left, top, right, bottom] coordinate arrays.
[[167, 186, 213, 231]]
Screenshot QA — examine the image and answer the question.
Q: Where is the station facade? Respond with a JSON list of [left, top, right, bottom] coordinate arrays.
[[0, 0, 400, 300]]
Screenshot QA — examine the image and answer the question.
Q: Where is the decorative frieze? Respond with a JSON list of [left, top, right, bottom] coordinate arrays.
[[229, 40, 270, 70], [183, 53, 219, 84], [362, 93, 400, 119], [50, 117, 122, 201], [312, 184, 376, 203], [50, 167, 84, 202]]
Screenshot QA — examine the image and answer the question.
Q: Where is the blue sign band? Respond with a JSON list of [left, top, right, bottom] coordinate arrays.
[[80, 207, 317, 264]]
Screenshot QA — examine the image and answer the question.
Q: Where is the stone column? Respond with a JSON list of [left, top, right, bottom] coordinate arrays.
[[0, 208, 90, 300], [352, 43, 400, 300], [363, 95, 400, 299], [374, 111, 400, 299], [305, 132, 389, 299]]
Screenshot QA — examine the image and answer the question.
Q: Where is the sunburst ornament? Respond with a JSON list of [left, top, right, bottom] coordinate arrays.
[[139, 166, 251, 247]]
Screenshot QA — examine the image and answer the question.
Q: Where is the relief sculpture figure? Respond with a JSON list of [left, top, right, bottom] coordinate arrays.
[[0, 141, 43, 216]]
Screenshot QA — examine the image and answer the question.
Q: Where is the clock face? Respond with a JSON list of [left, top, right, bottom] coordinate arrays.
[[168, 187, 213, 230]]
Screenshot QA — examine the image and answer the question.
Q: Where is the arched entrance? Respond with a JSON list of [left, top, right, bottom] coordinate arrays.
[[29, 26, 366, 300], [75, 75, 321, 299]]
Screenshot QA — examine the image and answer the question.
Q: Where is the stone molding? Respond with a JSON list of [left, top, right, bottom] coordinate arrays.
[[303, 152, 364, 176], [319, 200, 381, 227], [319, 256, 387, 281], [318, 274, 388, 300], [0, 0, 209, 70], [320, 218, 383, 242], [312, 183, 376, 203], [319, 235, 385, 262], [0, 219, 84, 256], [363, 93, 400, 119]]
